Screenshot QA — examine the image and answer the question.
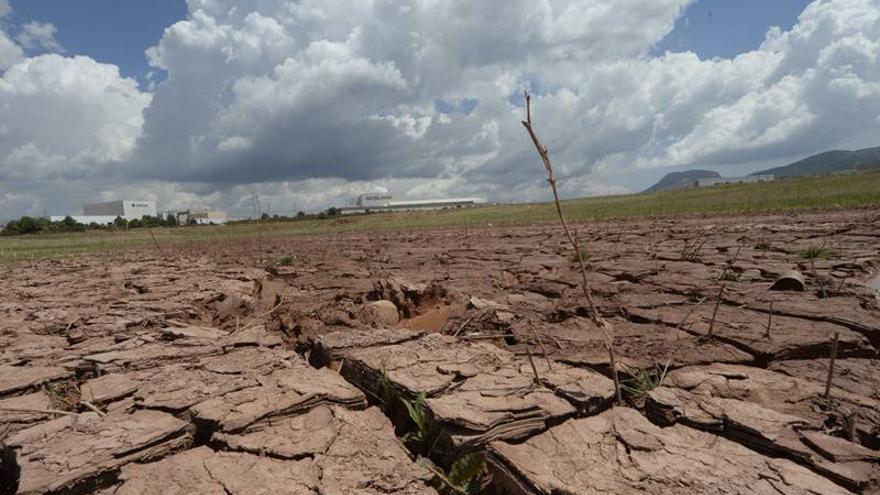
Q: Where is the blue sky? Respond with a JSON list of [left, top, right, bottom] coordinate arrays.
[[8, 0, 813, 85], [6, 0, 186, 83], [657, 0, 812, 58]]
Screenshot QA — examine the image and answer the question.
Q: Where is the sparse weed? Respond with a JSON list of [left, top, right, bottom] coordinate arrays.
[[800, 244, 832, 259], [570, 247, 591, 263], [621, 361, 670, 400], [755, 240, 772, 252], [680, 237, 707, 262], [275, 255, 294, 266], [718, 270, 742, 282]]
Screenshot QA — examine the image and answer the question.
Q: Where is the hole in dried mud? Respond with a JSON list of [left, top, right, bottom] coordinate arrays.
[[0, 446, 20, 495]]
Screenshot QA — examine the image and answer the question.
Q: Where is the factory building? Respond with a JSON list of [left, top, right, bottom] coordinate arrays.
[[177, 209, 228, 225], [50, 200, 157, 224], [339, 192, 484, 214], [83, 200, 157, 219]]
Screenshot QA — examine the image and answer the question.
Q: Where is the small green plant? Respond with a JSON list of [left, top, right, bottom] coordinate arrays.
[[444, 453, 485, 494], [402, 392, 434, 454], [275, 255, 294, 266], [570, 247, 591, 262], [800, 244, 831, 259], [401, 392, 484, 494], [621, 361, 670, 400], [718, 270, 742, 282]]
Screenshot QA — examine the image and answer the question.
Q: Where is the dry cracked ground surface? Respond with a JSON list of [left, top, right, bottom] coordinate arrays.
[[0, 209, 878, 494]]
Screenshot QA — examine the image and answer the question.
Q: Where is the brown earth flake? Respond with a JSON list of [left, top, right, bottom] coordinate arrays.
[[6, 410, 190, 495], [488, 407, 852, 494]]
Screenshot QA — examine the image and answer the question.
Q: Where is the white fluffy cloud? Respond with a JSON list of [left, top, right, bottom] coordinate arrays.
[[0, 2, 150, 214], [0, 31, 23, 70], [3, 0, 880, 218], [129, 0, 694, 193], [15, 21, 63, 53], [0, 55, 151, 180]]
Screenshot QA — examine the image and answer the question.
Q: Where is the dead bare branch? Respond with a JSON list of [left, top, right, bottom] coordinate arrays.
[[521, 90, 621, 404]]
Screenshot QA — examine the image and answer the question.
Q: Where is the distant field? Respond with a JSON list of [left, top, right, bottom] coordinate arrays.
[[2, 170, 879, 263]]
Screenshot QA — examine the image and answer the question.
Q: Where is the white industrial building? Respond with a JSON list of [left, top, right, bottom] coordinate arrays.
[[83, 200, 156, 219], [339, 192, 484, 214], [177, 209, 228, 225], [50, 200, 157, 224]]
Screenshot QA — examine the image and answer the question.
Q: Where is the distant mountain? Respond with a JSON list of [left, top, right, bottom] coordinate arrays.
[[751, 146, 880, 178], [644, 170, 720, 192], [644, 146, 880, 193]]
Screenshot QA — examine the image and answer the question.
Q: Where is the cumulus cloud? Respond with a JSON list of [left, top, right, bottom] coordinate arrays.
[[128, 0, 880, 205], [0, 55, 151, 181], [130, 0, 693, 188], [0, 31, 23, 70], [4, 0, 880, 218], [0, 2, 151, 216], [15, 21, 64, 53]]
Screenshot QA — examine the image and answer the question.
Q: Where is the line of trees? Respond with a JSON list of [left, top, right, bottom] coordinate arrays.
[[1, 214, 188, 236], [229, 209, 342, 225], [3, 207, 356, 235]]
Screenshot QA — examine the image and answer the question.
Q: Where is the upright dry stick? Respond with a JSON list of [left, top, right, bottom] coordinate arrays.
[[707, 245, 742, 338], [250, 191, 264, 265], [521, 90, 622, 403], [824, 331, 840, 400], [525, 344, 542, 385], [811, 257, 829, 298]]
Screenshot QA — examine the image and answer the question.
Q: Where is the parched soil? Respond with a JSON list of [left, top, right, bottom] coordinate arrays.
[[0, 209, 878, 494]]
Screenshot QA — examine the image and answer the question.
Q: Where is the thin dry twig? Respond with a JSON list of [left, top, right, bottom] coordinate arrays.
[[80, 400, 106, 417], [528, 324, 553, 370], [809, 256, 828, 298], [676, 298, 706, 330], [451, 315, 475, 337], [706, 245, 742, 338], [0, 406, 78, 416], [233, 297, 285, 334], [521, 90, 621, 403], [824, 331, 840, 400], [251, 191, 265, 265], [524, 344, 541, 385], [458, 335, 507, 341], [147, 228, 166, 259]]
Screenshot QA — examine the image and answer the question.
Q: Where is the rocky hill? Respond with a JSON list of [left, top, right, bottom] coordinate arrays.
[[644, 169, 720, 192], [751, 146, 880, 178]]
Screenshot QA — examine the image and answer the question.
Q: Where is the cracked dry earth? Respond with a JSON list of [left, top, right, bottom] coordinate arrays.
[[0, 209, 878, 494]]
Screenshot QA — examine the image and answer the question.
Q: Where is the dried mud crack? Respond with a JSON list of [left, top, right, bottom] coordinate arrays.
[[0, 209, 878, 494]]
